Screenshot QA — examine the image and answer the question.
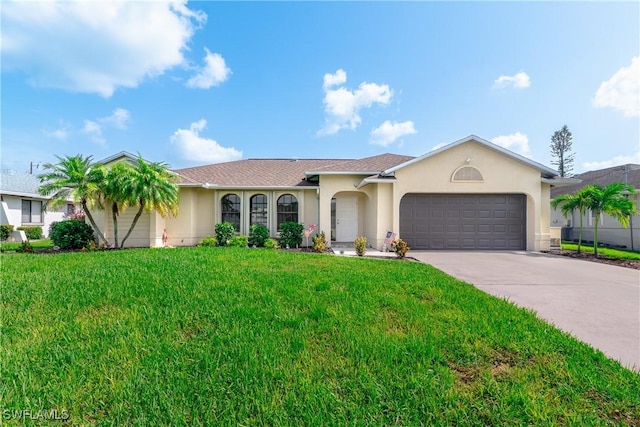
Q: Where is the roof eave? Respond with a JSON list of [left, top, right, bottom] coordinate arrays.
[[543, 177, 582, 186]]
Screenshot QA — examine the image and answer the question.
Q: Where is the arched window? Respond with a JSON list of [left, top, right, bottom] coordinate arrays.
[[277, 194, 298, 230], [221, 194, 241, 231], [250, 194, 268, 227], [451, 166, 484, 182]]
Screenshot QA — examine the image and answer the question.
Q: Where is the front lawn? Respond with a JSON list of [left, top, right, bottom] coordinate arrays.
[[0, 238, 54, 252], [2, 248, 638, 425], [561, 243, 640, 260]]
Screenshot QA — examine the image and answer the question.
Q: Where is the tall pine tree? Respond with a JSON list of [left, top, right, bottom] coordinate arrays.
[[550, 125, 575, 177]]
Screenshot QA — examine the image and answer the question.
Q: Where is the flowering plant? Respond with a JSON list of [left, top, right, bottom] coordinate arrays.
[[391, 238, 409, 259]]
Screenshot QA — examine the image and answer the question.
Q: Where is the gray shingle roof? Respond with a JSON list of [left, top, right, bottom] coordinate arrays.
[[174, 159, 351, 187], [0, 171, 43, 197], [173, 154, 416, 187], [550, 164, 640, 197], [307, 153, 415, 174]]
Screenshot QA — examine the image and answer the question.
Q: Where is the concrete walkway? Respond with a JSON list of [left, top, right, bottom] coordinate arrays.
[[409, 251, 640, 371]]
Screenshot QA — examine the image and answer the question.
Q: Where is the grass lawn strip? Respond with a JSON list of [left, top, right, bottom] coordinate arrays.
[[2, 248, 639, 425]]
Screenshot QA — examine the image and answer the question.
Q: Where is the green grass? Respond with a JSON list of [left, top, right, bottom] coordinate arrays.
[[2, 248, 639, 426], [561, 243, 640, 260], [0, 239, 53, 252]]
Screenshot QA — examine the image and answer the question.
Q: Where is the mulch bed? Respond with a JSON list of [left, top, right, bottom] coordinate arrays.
[[545, 249, 640, 270]]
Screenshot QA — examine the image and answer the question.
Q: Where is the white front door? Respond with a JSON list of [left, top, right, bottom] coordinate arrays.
[[336, 196, 358, 242]]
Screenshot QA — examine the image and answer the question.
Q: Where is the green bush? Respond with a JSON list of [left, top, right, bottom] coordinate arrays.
[[264, 238, 279, 250], [199, 236, 218, 247], [248, 224, 270, 247], [355, 236, 367, 256], [312, 232, 327, 253], [215, 222, 236, 247], [16, 240, 34, 253], [17, 226, 43, 240], [49, 220, 95, 250], [1, 225, 14, 241], [279, 222, 303, 249], [229, 235, 248, 247]]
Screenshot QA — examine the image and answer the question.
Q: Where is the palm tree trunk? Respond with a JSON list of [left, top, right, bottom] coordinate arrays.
[[120, 202, 144, 249], [578, 212, 583, 254], [594, 212, 600, 257], [82, 200, 108, 245], [111, 202, 119, 248]]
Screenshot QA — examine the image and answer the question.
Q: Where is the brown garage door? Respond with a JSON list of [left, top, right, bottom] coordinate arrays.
[[400, 194, 526, 250]]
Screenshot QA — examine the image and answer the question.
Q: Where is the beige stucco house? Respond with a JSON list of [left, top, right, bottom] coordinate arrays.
[[98, 135, 571, 251]]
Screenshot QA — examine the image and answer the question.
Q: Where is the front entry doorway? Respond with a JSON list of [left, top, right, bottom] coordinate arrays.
[[333, 196, 358, 242]]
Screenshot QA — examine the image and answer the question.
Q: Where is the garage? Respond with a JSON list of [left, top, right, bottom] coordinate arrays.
[[400, 194, 526, 250]]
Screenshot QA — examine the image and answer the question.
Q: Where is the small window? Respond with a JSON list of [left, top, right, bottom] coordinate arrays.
[[67, 203, 75, 215], [452, 166, 483, 182], [277, 194, 298, 230], [221, 194, 241, 231], [250, 194, 268, 227], [22, 200, 43, 224]]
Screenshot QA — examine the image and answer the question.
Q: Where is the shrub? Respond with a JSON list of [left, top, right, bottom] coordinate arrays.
[[312, 232, 327, 253], [264, 238, 279, 250], [280, 222, 304, 249], [354, 236, 367, 256], [0, 224, 14, 241], [16, 240, 34, 253], [17, 226, 43, 240], [248, 224, 270, 247], [214, 222, 236, 247], [199, 236, 218, 247], [229, 235, 248, 248], [49, 220, 95, 250], [391, 238, 409, 259]]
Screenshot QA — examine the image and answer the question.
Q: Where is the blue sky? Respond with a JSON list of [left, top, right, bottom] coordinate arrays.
[[2, 1, 638, 174]]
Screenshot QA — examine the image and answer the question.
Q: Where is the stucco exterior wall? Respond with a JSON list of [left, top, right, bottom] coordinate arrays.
[[392, 141, 548, 251], [1, 195, 67, 238]]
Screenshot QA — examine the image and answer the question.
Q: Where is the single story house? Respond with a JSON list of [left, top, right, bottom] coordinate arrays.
[[0, 170, 72, 239], [551, 164, 640, 250], [97, 135, 572, 251]]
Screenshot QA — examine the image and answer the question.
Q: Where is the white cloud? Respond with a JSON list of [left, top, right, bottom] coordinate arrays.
[[82, 120, 105, 146], [81, 108, 131, 145], [44, 121, 70, 140], [592, 56, 640, 118], [323, 69, 347, 90], [1, 0, 206, 97], [491, 132, 532, 157], [492, 72, 531, 90], [318, 69, 393, 136], [370, 120, 417, 147], [186, 48, 231, 89], [582, 152, 640, 171], [170, 119, 242, 163], [100, 108, 131, 129]]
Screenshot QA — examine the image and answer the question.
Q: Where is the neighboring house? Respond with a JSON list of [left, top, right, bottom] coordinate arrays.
[[0, 170, 72, 239], [551, 164, 640, 250], [101, 135, 572, 251]]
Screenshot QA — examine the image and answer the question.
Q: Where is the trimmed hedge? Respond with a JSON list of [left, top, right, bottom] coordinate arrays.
[[17, 226, 43, 240], [1, 224, 14, 241], [279, 222, 304, 248]]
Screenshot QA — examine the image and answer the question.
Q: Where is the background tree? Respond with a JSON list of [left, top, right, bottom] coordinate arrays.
[[582, 183, 636, 257], [38, 155, 108, 245], [551, 187, 593, 253], [118, 156, 179, 248], [550, 125, 575, 177]]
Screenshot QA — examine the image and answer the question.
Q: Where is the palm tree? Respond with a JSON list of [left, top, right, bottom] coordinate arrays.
[[551, 187, 593, 253], [118, 156, 179, 249], [582, 183, 637, 257], [99, 162, 133, 248], [38, 155, 109, 245]]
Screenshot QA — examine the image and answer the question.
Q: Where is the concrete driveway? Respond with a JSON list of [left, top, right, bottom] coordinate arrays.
[[410, 251, 640, 371]]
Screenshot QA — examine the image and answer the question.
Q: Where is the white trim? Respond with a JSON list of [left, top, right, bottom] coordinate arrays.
[[304, 170, 381, 176]]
